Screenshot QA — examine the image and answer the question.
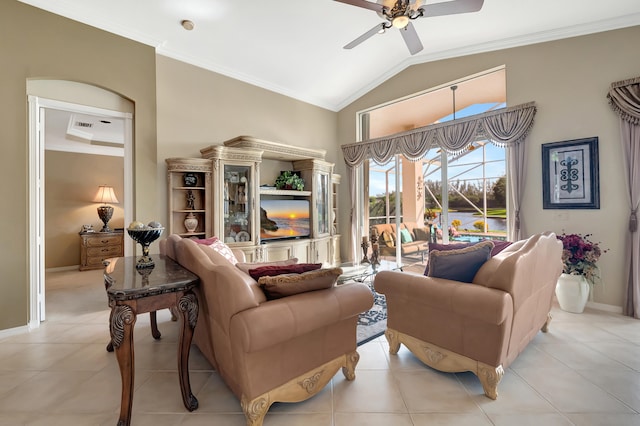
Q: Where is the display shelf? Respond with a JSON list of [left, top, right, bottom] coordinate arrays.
[[260, 188, 311, 197], [166, 158, 213, 238]]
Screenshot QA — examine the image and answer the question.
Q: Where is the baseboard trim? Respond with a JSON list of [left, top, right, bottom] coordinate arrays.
[[45, 265, 79, 273], [586, 301, 622, 314], [0, 324, 31, 339]]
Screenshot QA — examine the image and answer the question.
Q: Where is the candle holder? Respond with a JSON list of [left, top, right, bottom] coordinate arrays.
[[370, 244, 380, 269], [369, 227, 380, 268], [370, 227, 379, 245], [361, 240, 370, 264]]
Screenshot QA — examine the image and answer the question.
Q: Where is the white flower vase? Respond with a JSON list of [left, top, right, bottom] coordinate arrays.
[[555, 273, 590, 313]]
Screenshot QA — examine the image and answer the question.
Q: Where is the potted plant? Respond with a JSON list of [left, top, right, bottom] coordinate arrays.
[[275, 171, 305, 191], [555, 232, 607, 313]]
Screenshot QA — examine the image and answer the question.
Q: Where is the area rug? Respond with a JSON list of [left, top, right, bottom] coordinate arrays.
[[356, 288, 387, 346]]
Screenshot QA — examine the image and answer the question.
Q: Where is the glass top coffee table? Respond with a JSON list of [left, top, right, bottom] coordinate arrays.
[[337, 259, 403, 285]]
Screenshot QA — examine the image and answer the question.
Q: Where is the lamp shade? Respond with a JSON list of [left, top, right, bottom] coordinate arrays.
[[93, 185, 119, 204]]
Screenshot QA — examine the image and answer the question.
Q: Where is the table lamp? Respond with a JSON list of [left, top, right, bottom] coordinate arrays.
[[93, 185, 119, 232]]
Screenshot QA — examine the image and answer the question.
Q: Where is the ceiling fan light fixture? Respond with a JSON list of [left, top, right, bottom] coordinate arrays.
[[392, 15, 409, 28]]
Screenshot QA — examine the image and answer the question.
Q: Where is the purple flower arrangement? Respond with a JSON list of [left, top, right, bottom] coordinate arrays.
[[557, 233, 607, 284]]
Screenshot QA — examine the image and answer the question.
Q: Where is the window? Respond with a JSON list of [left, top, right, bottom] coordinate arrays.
[[360, 68, 507, 263]]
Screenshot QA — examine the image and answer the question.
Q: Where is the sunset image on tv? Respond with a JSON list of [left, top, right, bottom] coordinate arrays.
[[260, 199, 310, 241]]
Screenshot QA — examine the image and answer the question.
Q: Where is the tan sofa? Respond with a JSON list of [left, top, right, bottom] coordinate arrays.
[[160, 235, 373, 426], [371, 221, 431, 258], [373, 232, 562, 399]]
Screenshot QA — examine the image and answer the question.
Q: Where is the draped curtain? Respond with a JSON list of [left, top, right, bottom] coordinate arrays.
[[607, 76, 640, 318], [341, 102, 537, 258]]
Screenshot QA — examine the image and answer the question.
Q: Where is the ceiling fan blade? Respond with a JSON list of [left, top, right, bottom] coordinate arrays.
[[419, 0, 484, 18], [334, 0, 385, 13], [344, 23, 385, 49], [400, 22, 423, 55]]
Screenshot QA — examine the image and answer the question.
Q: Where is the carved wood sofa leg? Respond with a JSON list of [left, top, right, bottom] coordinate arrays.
[[385, 328, 400, 354], [541, 312, 552, 333], [478, 365, 504, 400], [241, 395, 270, 426], [342, 350, 360, 381]]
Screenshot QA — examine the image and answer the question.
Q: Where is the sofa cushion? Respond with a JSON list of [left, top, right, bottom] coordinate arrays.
[[236, 258, 298, 275], [248, 263, 322, 281], [400, 228, 413, 243], [258, 267, 342, 300], [427, 240, 494, 283], [193, 236, 238, 265]]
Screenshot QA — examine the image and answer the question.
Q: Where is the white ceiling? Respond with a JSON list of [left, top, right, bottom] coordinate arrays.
[[19, 0, 640, 112]]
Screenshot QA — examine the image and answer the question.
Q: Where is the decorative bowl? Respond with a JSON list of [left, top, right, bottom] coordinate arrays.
[[127, 227, 164, 268]]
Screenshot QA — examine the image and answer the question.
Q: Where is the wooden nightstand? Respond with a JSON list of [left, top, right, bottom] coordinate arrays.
[[79, 230, 124, 271]]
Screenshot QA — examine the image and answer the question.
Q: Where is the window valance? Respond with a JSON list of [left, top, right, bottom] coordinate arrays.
[[341, 102, 537, 167], [607, 76, 640, 125], [606, 76, 640, 318]]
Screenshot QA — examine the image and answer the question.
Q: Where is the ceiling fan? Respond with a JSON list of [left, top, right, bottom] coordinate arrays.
[[335, 0, 484, 55]]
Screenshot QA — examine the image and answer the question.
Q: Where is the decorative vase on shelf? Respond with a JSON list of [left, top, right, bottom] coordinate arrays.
[[555, 273, 590, 313], [184, 212, 198, 233]]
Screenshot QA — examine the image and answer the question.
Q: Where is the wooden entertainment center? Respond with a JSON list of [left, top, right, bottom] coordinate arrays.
[[166, 136, 340, 265]]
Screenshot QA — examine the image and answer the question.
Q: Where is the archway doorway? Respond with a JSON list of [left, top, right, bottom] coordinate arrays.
[[27, 81, 133, 326]]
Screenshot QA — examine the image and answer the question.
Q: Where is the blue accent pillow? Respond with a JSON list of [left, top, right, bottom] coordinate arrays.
[[427, 240, 494, 283], [400, 228, 413, 243]]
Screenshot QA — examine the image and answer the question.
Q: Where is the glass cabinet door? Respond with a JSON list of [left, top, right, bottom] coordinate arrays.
[[223, 164, 252, 243], [316, 172, 330, 236]]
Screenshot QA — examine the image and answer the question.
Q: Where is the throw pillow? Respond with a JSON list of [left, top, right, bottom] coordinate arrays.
[[192, 237, 218, 246], [201, 237, 238, 265], [427, 241, 494, 283], [381, 231, 395, 247], [490, 240, 513, 256], [413, 227, 431, 242], [422, 240, 512, 274], [400, 228, 413, 243], [248, 263, 322, 281], [258, 267, 342, 300], [423, 242, 475, 275], [236, 258, 298, 275]]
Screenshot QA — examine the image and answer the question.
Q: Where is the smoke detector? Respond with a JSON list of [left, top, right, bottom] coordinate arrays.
[[181, 20, 195, 31]]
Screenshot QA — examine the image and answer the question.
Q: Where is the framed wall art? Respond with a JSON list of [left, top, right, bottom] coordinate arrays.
[[542, 137, 600, 209]]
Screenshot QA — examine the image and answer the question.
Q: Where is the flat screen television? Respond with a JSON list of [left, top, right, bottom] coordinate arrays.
[[260, 199, 310, 242]]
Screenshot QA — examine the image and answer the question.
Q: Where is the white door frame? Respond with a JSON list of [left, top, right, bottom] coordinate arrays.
[[27, 96, 133, 328]]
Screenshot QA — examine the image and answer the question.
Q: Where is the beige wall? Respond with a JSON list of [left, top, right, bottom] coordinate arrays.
[[45, 151, 124, 268], [0, 1, 156, 330], [338, 26, 640, 307], [155, 56, 338, 231]]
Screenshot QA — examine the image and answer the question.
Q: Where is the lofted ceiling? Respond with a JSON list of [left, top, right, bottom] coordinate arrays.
[[18, 0, 640, 112]]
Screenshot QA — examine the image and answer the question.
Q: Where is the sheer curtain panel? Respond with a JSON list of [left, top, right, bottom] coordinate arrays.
[[607, 76, 640, 318]]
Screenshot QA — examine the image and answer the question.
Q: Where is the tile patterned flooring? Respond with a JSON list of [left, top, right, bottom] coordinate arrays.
[[1, 268, 640, 425]]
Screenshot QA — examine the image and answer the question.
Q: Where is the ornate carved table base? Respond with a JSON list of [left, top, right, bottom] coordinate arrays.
[[104, 256, 200, 426]]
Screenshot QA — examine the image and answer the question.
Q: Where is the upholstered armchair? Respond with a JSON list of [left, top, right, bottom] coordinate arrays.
[[160, 235, 373, 426], [374, 232, 563, 399]]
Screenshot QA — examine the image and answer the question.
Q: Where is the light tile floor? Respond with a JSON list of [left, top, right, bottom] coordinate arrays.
[[1, 269, 640, 425]]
